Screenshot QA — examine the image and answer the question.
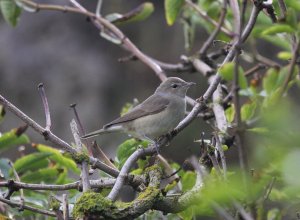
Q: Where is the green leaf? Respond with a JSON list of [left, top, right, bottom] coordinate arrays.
[[241, 101, 256, 121], [12, 152, 52, 175], [0, 158, 10, 179], [267, 208, 281, 220], [106, 2, 154, 25], [0, 129, 30, 153], [35, 144, 79, 174], [164, 0, 184, 25], [261, 24, 295, 35], [263, 68, 279, 95], [260, 35, 291, 50], [116, 138, 148, 169], [178, 206, 195, 220], [247, 127, 269, 134], [181, 16, 195, 51], [219, 62, 247, 89], [0, 0, 21, 27], [225, 104, 235, 123], [181, 171, 196, 192], [282, 150, 300, 187], [263, 88, 282, 108], [277, 51, 292, 60], [285, 0, 300, 12], [21, 167, 63, 183]]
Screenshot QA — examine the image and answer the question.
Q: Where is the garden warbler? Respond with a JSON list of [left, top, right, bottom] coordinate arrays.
[[81, 77, 195, 150]]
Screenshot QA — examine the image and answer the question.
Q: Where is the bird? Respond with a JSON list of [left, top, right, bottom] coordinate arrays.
[[81, 77, 195, 151]]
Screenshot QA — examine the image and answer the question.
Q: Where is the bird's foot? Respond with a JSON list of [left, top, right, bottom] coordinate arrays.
[[154, 142, 160, 155]]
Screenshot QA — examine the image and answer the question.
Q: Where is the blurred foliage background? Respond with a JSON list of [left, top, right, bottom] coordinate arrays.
[[0, 0, 300, 219]]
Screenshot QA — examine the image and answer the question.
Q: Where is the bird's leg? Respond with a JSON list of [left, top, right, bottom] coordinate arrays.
[[153, 141, 160, 155]]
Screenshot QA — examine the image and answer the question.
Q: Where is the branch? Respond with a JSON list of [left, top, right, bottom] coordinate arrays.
[[185, 0, 233, 37], [152, 156, 205, 213], [199, 0, 228, 55], [70, 119, 90, 192], [62, 194, 69, 220], [38, 83, 51, 132], [0, 179, 115, 191], [7, 161, 24, 210], [281, 39, 300, 95], [18, 0, 167, 81], [0, 196, 56, 217]]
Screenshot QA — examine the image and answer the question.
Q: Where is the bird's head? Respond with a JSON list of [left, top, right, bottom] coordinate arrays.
[[155, 77, 195, 98]]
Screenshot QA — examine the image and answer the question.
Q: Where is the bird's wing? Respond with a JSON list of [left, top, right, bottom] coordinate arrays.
[[104, 94, 169, 128]]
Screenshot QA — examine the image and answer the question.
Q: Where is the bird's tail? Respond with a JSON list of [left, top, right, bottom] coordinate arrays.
[[81, 125, 122, 139]]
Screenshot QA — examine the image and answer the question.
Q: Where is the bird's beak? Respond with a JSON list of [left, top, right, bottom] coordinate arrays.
[[185, 82, 196, 87]]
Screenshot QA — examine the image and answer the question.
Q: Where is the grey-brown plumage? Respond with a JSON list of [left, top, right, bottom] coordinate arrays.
[[81, 77, 195, 142]]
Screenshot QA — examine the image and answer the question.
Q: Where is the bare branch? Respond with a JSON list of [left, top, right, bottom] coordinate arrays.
[[0, 179, 115, 191], [185, 0, 233, 37], [62, 194, 69, 220], [0, 196, 56, 217], [8, 161, 24, 211], [278, 0, 287, 21], [212, 202, 235, 220], [91, 141, 118, 170], [70, 119, 90, 192], [233, 201, 254, 220], [38, 83, 51, 132], [214, 134, 227, 178], [95, 0, 102, 17], [199, 0, 228, 55], [281, 40, 300, 95]]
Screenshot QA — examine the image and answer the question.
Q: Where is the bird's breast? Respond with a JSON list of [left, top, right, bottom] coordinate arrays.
[[124, 97, 186, 140]]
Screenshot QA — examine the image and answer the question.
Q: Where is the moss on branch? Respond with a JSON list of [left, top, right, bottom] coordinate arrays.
[[72, 165, 162, 219]]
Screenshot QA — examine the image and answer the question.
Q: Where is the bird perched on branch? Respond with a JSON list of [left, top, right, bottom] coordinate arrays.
[[81, 77, 195, 152]]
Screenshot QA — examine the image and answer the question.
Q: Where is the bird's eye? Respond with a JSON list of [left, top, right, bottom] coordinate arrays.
[[171, 83, 178, 88]]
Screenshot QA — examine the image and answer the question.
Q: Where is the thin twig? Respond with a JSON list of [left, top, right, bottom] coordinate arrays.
[[185, 0, 233, 37], [199, 0, 227, 55], [233, 201, 254, 220], [62, 194, 69, 220], [263, 177, 276, 201], [214, 134, 227, 178], [70, 103, 92, 155], [91, 141, 118, 170], [70, 119, 90, 192], [244, 63, 266, 77], [281, 40, 300, 95], [95, 0, 102, 17], [8, 161, 24, 211], [212, 202, 235, 220], [38, 83, 51, 132], [0, 196, 56, 217], [277, 0, 287, 21]]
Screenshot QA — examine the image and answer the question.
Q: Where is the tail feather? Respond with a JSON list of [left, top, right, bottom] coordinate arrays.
[[81, 125, 123, 139]]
